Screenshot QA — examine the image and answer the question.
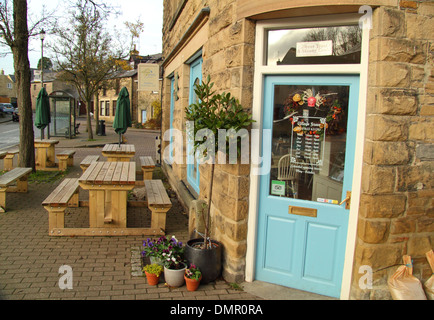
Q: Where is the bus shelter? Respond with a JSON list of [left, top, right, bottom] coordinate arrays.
[[48, 90, 77, 139]]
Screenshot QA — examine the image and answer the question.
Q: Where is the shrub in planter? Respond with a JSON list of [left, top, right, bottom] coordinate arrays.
[[184, 76, 254, 282]]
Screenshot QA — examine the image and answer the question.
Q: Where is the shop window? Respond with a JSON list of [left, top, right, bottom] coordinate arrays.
[[267, 25, 362, 66]]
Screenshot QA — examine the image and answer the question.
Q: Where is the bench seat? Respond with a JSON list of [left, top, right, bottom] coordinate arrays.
[[140, 156, 155, 180], [4, 149, 19, 171], [42, 178, 80, 235], [80, 155, 99, 172], [144, 179, 171, 231], [56, 150, 76, 171], [0, 167, 32, 212]]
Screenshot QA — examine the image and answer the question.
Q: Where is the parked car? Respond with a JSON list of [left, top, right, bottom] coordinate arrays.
[[1, 103, 15, 114], [12, 108, 19, 122]]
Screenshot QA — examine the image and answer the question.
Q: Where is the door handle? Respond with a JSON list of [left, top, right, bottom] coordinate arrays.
[[339, 191, 351, 209]]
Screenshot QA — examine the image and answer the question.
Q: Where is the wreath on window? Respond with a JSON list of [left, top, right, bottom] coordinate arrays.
[[283, 89, 346, 137]]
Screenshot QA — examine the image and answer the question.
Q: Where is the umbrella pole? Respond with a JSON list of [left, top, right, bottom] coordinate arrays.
[[119, 133, 121, 147], [41, 129, 44, 140]]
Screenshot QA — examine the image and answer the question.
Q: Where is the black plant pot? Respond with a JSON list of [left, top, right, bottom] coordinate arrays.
[[185, 238, 222, 284]]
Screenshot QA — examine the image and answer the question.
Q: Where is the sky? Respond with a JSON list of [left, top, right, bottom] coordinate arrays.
[[0, 0, 163, 75]]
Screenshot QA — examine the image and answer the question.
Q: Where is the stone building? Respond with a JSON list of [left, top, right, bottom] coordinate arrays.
[[96, 53, 163, 124], [160, 0, 433, 299], [0, 69, 17, 105]]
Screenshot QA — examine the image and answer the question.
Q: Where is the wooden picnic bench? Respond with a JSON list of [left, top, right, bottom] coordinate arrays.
[[144, 179, 172, 232], [140, 156, 155, 180], [0, 167, 32, 212], [56, 150, 76, 171], [42, 178, 80, 235], [80, 155, 99, 172], [4, 149, 19, 171], [102, 144, 135, 162]]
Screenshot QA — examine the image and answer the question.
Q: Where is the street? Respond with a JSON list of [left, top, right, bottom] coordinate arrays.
[[0, 116, 20, 150]]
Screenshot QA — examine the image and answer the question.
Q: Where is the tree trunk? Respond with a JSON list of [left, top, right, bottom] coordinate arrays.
[[13, 0, 35, 170], [86, 98, 93, 140], [205, 163, 215, 249], [94, 93, 100, 136]]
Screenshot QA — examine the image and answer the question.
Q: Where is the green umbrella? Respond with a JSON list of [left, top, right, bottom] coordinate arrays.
[[35, 87, 51, 139], [113, 87, 132, 146]]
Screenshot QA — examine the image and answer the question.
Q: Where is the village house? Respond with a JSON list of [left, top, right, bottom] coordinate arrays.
[[0, 69, 17, 106], [160, 0, 433, 299], [96, 52, 163, 125]]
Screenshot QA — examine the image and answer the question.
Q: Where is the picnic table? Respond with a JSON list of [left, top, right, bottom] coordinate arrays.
[[79, 161, 136, 230], [35, 139, 59, 170], [102, 144, 135, 162], [43, 161, 172, 236]]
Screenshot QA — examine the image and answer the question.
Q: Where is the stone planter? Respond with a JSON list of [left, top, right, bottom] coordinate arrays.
[[185, 238, 222, 284], [164, 263, 186, 287]]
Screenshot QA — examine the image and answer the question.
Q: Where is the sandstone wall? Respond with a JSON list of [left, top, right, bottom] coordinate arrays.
[[352, 2, 433, 299]]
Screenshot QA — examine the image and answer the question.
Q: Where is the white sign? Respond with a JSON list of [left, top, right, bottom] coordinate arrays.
[[138, 63, 160, 92], [296, 40, 333, 57], [271, 180, 285, 196]]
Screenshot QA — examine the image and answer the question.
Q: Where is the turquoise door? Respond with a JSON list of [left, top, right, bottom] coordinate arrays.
[[256, 75, 359, 298], [186, 57, 202, 194]]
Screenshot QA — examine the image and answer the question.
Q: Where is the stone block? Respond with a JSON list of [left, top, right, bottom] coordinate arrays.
[[370, 37, 426, 64], [369, 88, 418, 116], [407, 236, 432, 256], [358, 218, 390, 244], [228, 175, 250, 200], [416, 144, 434, 161], [409, 119, 434, 141], [406, 11, 434, 40], [397, 162, 434, 192], [361, 165, 396, 194], [355, 243, 404, 271], [359, 193, 406, 219], [364, 141, 410, 165], [369, 62, 410, 88], [390, 216, 417, 234], [372, 7, 406, 38], [365, 115, 408, 141]]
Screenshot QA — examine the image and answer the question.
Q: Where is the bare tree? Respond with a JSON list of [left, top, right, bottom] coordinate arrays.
[[50, 0, 126, 140]]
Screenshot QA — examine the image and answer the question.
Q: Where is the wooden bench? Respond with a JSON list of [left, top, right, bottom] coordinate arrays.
[[80, 155, 99, 172], [0, 167, 32, 212], [56, 150, 76, 171], [4, 149, 19, 171], [140, 156, 155, 180], [144, 179, 172, 232], [42, 178, 80, 235]]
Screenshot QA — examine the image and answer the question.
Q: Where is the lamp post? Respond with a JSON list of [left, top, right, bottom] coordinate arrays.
[[40, 29, 49, 139]]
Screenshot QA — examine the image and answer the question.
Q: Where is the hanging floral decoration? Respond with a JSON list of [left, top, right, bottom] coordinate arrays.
[[283, 89, 346, 137]]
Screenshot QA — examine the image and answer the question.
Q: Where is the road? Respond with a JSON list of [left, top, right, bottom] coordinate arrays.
[[0, 114, 50, 151]]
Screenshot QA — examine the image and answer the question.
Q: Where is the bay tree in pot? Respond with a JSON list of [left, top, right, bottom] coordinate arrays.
[[184, 76, 255, 283]]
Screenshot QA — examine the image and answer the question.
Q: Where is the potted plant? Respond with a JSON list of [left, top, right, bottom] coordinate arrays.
[[143, 263, 163, 286], [163, 248, 186, 288], [141, 235, 183, 265], [184, 264, 202, 292], [184, 76, 255, 283]]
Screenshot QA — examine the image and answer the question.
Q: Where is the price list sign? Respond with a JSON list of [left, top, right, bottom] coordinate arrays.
[[290, 116, 326, 174]]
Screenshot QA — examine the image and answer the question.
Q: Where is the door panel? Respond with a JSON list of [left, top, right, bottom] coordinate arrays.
[[186, 57, 202, 194], [256, 75, 359, 298]]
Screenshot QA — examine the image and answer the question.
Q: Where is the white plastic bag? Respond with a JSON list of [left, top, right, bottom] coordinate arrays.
[[423, 250, 434, 300], [388, 255, 427, 300]]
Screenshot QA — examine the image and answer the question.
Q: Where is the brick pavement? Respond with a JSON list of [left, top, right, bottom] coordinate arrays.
[[0, 119, 262, 300]]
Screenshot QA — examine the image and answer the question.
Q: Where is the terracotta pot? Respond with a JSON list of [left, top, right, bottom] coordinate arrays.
[[184, 275, 202, 292], [145, 271, 161, 286]]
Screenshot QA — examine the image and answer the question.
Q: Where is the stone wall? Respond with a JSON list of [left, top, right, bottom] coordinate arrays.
[[161, 0, 255, 283], [352, 2, 433, 299]]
